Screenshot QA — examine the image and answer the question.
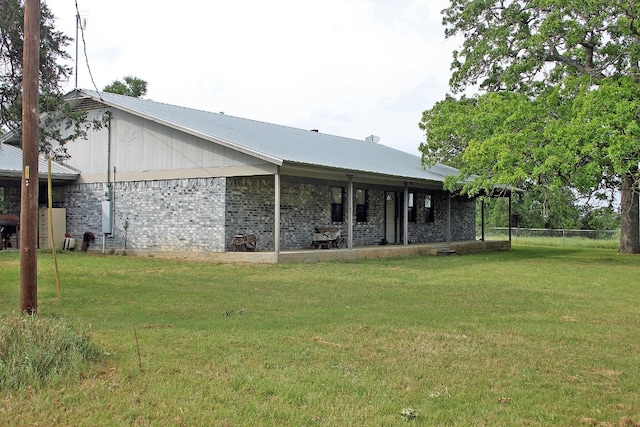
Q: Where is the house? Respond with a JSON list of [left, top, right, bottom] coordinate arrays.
[[0, 142, 79, 249], [1, 89, 509, 261]]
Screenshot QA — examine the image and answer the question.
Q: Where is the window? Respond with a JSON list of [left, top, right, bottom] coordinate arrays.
[[39, 185, 65, 208], [331, 186, 344, 222], [425, 194, 434, 223], [355, 188, 368, 222], [408, 192, 417, 222]]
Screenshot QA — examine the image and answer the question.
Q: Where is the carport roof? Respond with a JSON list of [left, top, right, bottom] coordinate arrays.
[[0, 142, 79, 181]]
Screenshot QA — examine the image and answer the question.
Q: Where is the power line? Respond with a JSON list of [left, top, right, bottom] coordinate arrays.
[[74, 0, 102, 100]]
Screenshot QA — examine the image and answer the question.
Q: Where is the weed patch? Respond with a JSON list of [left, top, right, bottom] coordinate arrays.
[[0, 314, 101, 390]]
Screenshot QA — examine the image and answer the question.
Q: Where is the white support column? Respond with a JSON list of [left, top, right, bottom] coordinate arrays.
[[481, 197, 486, 242], [347, 175, 354, 250], [274, 170, 281, 255], [403, 181, 409, 246], [508, 191, 512, 243], [447, 193, 452, 244]]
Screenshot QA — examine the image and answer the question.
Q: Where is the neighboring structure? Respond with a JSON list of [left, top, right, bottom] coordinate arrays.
[[1, 89, 492, 260], [0, 142, 79, 250]]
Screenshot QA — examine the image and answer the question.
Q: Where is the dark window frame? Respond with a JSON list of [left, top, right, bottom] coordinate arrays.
[[331, 186, 344, 223], [39, 185, 65, 208], [355, 188, 368, 222], [425, 193, 434, 223], [408, 192, 417, 223]]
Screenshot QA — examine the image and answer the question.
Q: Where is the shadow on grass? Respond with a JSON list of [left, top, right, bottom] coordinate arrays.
[[509, 244, 634, 267]]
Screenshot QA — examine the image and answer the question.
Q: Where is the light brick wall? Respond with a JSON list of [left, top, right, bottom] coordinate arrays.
[[408, 193, 476, 243], [225, 177, 391, 250], [65, 178, 226, 252], [1, 185, 20, 215], [61, 175, 476, 253], [225, 177, 476, 250]]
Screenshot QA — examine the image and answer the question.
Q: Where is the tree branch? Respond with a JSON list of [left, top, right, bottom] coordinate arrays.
[[545, 44, 607, 80]]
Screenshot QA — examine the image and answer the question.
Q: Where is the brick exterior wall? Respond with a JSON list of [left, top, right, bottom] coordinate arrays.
[[56, 175, 476, 253], [449, 195, 477, 241], [353, 187, 386, 246], [225, 176, 275, 250], [225, 177, 393, 250], [225, 177, 477, 250], [65, 178, 226, 252], [1, 185, 20, 215], [407, 192, 477, 243]]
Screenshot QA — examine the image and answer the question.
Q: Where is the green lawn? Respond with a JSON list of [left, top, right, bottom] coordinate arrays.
[[1, 246, 639, 426]]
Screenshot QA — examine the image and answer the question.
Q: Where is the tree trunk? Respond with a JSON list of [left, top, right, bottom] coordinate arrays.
[[619, 171, 640, 254]]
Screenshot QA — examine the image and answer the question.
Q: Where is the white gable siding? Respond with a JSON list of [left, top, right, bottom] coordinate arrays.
[[64, 109, 271, 179]]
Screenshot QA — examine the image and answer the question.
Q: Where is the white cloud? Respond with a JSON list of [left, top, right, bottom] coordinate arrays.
[[46, 0, 457, 155]]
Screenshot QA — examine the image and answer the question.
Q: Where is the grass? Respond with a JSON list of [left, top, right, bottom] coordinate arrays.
[[0, 315, 100, 390], [0, 246, 639, 426], [511, 236, 620, 250], [482, 233, 620, 250]]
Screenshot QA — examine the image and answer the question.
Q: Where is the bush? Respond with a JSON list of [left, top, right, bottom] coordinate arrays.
[[0, 314, 100, 390]]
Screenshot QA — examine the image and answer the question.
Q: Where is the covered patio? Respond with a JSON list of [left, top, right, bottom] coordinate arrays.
[[123, 239, 511, 264]]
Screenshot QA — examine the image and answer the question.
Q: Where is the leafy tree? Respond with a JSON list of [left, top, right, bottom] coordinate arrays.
[[479, 187, 582, 230], [521, 187, 582, 229], [0, 0, 91, 159], [420, 0, 640, 253], [478, 197, 509, 231], [581, 206, 620, 231], [103, 76, 147, 98]]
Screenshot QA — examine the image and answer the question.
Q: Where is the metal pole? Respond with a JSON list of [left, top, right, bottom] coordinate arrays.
[[403, 182, 409, 246], [20, 0, 40, 314], [508, 192, 512, 243], [447, 194, 451, 244], [347, 175, 353, 249], [48, 158, 61, 299], [274, 169, 281, 256], [481, 198, 485, 241], [75, 13, 79, 89]]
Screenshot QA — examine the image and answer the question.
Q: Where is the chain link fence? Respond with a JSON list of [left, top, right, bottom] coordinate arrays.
[[478, 227, 620, 249]]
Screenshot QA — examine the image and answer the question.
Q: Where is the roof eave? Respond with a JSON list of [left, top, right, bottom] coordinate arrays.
[[0, 171, 78, 182], [72, 90, 285, 167], [38, 173, 79, 182], [281, 161, 451, 188]]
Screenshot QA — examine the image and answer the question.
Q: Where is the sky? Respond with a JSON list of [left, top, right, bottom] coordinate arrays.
[[44, 0, 460, 155]]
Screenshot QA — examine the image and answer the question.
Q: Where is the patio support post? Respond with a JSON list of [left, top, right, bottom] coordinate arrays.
[[347, 175, 353, 249], [481, 197, 485, 241], [274, 169, 281, 255], [403, 182, 409, 246], [508, 191, 512, 242], [447, 194, 452, 244]]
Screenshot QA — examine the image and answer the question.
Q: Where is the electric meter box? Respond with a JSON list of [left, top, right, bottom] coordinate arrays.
[[102, 200, 113, 234]]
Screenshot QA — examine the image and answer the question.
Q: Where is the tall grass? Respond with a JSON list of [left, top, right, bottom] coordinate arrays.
[[0, 314, 100, 390], [0, 247, 639, 426]]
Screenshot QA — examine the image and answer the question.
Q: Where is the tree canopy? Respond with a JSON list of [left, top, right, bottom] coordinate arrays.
[[444, 0, 640, 94], [103, 76, 147, 98], [0, 0, 90, 159], [420, 0, 640, 253]]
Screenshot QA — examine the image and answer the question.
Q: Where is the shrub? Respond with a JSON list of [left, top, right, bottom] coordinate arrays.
[[0, 314, 100, 390]]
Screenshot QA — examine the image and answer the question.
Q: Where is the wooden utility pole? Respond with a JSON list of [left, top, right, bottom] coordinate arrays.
[[20, 0, 40, 315]]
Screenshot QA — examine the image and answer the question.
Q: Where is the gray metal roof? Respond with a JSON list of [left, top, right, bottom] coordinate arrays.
[[0, 142, 79, 181], [72, 89, 459, 184]]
